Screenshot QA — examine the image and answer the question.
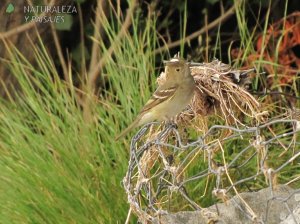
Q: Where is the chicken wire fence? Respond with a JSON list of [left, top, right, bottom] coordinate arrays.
[[123, 118, 300, 223], [122, 60, 300, 223]]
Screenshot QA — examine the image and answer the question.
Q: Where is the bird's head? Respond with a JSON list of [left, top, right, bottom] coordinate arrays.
[[163, 57, 191, 79]]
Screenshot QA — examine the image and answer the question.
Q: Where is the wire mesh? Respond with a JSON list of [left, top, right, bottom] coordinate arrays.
[[122, 60, 300, 223], [123, 119, 300, 223]]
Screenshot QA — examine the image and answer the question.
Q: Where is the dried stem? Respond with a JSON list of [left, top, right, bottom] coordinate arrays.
[[153, 4, 236, 54], [87, 0, 137, 90]]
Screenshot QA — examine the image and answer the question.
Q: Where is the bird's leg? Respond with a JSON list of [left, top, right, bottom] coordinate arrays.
[[165, 118, 178, 129]]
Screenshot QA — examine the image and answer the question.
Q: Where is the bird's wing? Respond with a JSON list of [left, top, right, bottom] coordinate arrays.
[[115, 85, 178, 140], [140, 85, 178, 113]]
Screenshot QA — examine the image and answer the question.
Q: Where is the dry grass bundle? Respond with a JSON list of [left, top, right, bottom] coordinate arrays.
[[179, 59, 263, 128]]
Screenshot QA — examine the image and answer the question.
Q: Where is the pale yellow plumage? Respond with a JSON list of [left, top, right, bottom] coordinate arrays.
[[115, 57, 195, 140]]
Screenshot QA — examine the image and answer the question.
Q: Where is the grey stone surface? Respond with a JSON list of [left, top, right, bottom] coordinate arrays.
[[153, 185, 300, 224]]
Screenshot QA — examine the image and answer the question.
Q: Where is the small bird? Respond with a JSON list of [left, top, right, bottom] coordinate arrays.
[[115, 57, 195, 140]]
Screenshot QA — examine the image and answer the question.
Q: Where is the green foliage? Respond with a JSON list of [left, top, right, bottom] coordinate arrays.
[[0, 43, 126, 223], [0, 3, 159, 223]]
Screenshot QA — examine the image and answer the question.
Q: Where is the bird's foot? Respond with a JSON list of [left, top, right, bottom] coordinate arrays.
[[166, 121, 178, 129]]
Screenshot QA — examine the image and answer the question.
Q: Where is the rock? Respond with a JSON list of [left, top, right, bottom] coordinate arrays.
[[153, 185, 300, 224]]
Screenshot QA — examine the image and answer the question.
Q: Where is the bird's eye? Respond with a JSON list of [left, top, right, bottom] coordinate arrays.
[[176, 68, 180, 72]]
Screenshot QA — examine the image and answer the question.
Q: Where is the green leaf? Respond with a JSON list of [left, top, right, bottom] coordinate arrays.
[[6, 3, 15, 13]]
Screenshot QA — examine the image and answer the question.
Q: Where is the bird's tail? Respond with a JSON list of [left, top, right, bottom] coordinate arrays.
[[115, 118, 141, 141]]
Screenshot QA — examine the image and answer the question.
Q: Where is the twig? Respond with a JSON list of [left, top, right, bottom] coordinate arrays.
[[125, 207, 132, 224], [205, 10, 208, 62], [218, 139, 258, 220], [153, 4, 236, 54], [50, 23, 69, 83], [88, 0, 104, 73], [87, 0, 137, 89], [75, 4, 86, 80]]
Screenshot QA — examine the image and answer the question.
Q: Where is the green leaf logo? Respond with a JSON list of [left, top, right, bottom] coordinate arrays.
[[6, 3, 15, 13]]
